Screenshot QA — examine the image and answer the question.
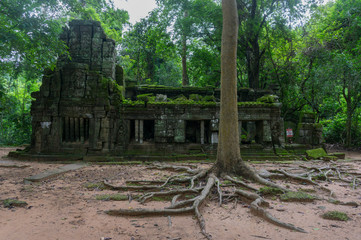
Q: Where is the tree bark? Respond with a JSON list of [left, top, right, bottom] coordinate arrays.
[[216, 0, 241, 174]]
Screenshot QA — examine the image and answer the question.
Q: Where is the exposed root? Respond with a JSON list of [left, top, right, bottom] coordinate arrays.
[[275, 169, 317, 185], [139, 188, 202, 203], [224, 175, 258, 191], [106, 174, 216, 240], [149, 162, 200, 174], [235, 189, 307, 233], [102, 160, 361, 237]]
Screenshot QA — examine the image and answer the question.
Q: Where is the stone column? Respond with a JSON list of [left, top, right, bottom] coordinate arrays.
[[80, 118, 84, 143], [200, 121, 205, 144], [211, 132, 218, 144], [263, 120, 272, 143], [139, 120, 144, 144], [135, 120, 139, 142], [64, 117, 69, 142]]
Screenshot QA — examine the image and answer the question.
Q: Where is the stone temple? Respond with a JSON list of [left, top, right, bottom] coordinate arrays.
[[21, 20, 322, 161]]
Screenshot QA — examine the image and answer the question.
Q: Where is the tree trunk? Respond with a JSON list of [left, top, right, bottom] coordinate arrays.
[[345, 94, 352, 147], [246, 39, 261, 89], [216, 0, 241, 174], [181, 37, 189, 86], [181, 11, 189, 86]]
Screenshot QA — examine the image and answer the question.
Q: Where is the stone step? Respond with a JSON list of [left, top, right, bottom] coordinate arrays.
[[24, 163, 87, 183]]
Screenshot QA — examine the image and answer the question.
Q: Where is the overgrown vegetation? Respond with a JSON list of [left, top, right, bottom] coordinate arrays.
[[1, 0, 360, 147]]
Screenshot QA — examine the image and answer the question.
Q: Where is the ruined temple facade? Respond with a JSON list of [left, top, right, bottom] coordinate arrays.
[[29, 20, 321, 159]]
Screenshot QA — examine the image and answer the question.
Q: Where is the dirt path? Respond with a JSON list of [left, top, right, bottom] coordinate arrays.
[[0, 148, 360, 240]]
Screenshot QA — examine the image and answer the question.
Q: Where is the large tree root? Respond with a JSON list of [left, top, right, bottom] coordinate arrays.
[[106, 174, 217, 240], [103, 161, 313, 238], [235, 189, 307, 233]]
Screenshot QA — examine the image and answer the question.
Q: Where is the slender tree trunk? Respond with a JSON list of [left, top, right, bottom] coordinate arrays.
[[216, 0, 241, 174], [181, 11, 189, 86], [181, 38, 189, 86], [246, 41, 261, 89], [345, 93, 352, 147]]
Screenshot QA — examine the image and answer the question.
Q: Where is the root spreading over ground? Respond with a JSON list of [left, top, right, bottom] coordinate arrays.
[[103, 160, 360, 239]]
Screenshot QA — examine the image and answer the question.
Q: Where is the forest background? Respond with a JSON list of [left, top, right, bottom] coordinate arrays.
[[0, 0, 360, 147]]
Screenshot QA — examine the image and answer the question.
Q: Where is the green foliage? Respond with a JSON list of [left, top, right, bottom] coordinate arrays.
[[321, 211, 349, 221], [321, 111, 361, 145], [0, 74, 39, 145]]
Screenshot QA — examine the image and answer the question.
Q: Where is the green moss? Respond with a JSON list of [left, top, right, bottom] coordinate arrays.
[[137, 93, 154, 101], [280, 191, 316, 202], [84, 182, 107, 190], [202, 95, 215, 102], [322, 211, 349, 221], [259, 187, 284, 196], [257, 95, 278, 103], [298, 188, 317, 193], [328, 198, 341, 205], [96, 194, 130, 201], [152, 196, 173, 201], [3, 199, 28, 208], [189, 94, 201, 101], [237, 102, 276, 107], [173, 94, 188, 101], [306, 148, 327, 159]]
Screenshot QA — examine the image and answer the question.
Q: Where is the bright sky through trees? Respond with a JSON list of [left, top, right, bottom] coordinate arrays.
[[114, 0, 157, 24]]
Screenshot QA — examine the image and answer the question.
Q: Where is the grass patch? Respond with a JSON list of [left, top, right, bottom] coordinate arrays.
[[322, 211, 349, 221], [298, 188, 317, 193], [312, 174, 327, 181], [3, 199, 28, 208], [96, 194, 131, 201], [280, 191, 316, 202], [84, 182, 107, 190], [259, 187, 284, 196], [152, 196, 173, 201]]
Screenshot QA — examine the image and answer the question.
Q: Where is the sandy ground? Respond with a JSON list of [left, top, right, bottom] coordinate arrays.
[[0, 147, 361, 240]]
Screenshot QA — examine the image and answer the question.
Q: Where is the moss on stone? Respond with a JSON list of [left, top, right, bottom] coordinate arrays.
[[257, 95, 278, 103], [137, 93, 154, 102], [306, 148, 327, 159], [280, 191, 316, 202], [322, 211, 349, 221], [202, 95, 215, 102]]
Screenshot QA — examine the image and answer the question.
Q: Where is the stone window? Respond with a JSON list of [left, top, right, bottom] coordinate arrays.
[[62, 117, 89, 143]]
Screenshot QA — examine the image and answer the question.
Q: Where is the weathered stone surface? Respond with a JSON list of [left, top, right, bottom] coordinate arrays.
[[24, 163, 87, 182]]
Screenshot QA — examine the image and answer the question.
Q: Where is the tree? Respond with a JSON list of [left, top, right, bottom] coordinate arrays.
[[301, 0, 361, 146], [157, 0, 193, 86], [236, 0, 303, 89], [119, 10, 181, 86], [216, 0, 241, 173]]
